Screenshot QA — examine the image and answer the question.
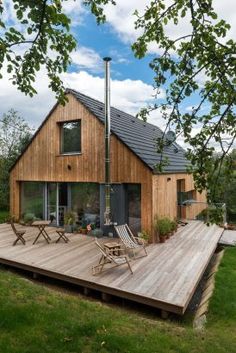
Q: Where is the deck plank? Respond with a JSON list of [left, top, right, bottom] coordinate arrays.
[[0, 221, 223, 315]]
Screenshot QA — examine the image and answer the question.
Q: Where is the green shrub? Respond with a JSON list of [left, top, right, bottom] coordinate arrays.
[[170, 220, 177, 232], [23, 213, 35, 224], [138, 230, 150, 242], [64, 211, 76, 225], [196, 207, 223, 225], [154, 217, 172, 237]]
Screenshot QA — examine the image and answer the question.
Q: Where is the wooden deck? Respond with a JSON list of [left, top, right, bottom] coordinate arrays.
[[0, 221, 223, 315], [219, 229, 236, 246]]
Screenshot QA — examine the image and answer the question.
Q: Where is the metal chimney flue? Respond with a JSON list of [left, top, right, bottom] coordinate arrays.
[[103, 57, 112, 226]]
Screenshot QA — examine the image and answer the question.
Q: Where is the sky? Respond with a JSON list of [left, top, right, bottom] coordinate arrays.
[[0, 0, 236, 142]]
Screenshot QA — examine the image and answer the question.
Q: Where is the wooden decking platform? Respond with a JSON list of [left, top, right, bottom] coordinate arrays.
[[0, 221, 223, 315], [219, 229, 236, 246]]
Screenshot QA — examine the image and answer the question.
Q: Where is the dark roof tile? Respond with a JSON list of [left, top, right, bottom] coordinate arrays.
[[68, 89, 189, 173]]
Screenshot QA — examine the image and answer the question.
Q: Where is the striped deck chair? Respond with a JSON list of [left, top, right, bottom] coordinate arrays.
[[114, 224, 147, 259], [92, 238, 133, 275]]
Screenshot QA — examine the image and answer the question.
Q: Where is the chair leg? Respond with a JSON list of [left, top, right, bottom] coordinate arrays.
[[126, 258, 133, 274], [13, 238, 18, 246], [13, 236, 25, 246], [56, 232, 69, 243]]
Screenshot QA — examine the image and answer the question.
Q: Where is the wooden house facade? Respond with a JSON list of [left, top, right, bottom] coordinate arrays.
[[10, 90, 206, 242]]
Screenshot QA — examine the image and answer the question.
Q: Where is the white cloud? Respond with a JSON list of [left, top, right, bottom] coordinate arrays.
[[62, 0, 85, 26], [71, 47, 103, 72], [103, 0, 236, 52], [104, 0, 147, 43], [0, 67, 164, 129], [63, 70, 165, 116]]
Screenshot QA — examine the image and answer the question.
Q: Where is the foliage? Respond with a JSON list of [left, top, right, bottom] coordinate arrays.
[[1, 248, 236, 352], [138, 230, 150, 242], [0, 0, 115, 102], [64, 210, 76, 225], [170, 220, 178, 232], [0, 109, 34, 210], [208, 149, 236, 222], [23, 212, 36, 224], [154, 217, 172, 237], [2, 1, 236, 221], [81, 218, 89, 229], [197, 206, 224, 225], [0, 210, 9, 224], [130, 0, 236, 201]]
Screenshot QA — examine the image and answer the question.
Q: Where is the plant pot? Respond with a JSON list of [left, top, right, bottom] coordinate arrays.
[[81, 228, 87, 235], [90, 228, 103, 238], [65, 225, 73, 233], [159, 236, 166, 243]]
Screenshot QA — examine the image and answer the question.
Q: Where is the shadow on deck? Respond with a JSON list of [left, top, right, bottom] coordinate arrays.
[[0, 221, 223, 315]]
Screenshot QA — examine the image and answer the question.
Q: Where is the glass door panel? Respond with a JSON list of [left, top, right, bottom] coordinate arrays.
[[58, 183, 68, 226], [126, 184, 141, 234], [47, 183, 58, 225]]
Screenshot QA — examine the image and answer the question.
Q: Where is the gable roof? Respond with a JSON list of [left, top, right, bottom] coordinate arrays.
[[10, 88, 189, 173], [68, 89, 189, 173]]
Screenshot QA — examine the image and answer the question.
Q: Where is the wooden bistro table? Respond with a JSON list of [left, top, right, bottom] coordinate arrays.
[[103, 241, 121, 256], [32, 220, 51, 245]]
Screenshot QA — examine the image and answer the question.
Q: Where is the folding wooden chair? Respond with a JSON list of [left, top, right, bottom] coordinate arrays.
[[114, 224, 147, 259], [92, 238, 133, 275], [55, 228, 69, 243], [10, 219, 26, 246]]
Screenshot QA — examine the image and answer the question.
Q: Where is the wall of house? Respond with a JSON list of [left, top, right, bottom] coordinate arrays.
[[10, 93, 153, 237], [152, 173, 206, 225], [10, 93, 207, 242]]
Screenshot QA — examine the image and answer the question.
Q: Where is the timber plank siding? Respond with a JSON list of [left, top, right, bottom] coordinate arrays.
[[10, 92, 206, 242], [10, 94, 153, 238]]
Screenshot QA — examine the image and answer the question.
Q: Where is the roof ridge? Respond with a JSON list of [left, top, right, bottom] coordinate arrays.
[[66, 88, 163, 134]]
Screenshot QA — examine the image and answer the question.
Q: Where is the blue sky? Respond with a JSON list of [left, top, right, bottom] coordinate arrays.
[[71, 12, 154, 83], [0, 0, 235, 144]]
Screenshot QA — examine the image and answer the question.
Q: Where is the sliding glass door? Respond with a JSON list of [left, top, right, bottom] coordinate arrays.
[[20, 182, 45, 220], [47, 183, 58, 225], [21, 182, 100, 227]]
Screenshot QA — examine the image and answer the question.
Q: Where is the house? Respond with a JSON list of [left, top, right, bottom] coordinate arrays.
[[10, 89, 206, 242]]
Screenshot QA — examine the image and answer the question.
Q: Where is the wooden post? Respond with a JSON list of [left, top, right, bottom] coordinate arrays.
[[83, 287, 90, 296], [33, 272, 38, 279], [101, 292, 111, 302], [161, 310, 169, 319]]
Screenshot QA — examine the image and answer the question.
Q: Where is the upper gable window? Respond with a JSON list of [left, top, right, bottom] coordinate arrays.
[[61, 121, 81, 154]]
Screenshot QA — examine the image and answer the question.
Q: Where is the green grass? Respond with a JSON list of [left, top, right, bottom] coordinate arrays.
[[0, 210, 9, 224], [0, 248, 236, 353]]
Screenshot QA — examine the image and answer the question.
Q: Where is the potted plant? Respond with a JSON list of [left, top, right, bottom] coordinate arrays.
[[64, 211, 76, 233], [170, 220, 178, 235], [154, 217, 171, 243], [165, 218, 173, 238], [137, 230, 150, 245], [80, 219, 88, 234]]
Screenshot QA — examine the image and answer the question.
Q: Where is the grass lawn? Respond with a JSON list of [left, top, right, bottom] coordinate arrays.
[[0, 248, 236, 353], [0, 210, 9, 224]]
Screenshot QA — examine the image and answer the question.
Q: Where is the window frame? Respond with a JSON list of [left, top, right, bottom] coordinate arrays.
[[59, 119, 82, 155]]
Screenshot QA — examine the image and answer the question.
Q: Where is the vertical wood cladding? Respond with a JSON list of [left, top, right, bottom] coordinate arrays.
[[10, 94, 153, 237], [10, 94, 206, 242], [152, 174, 206, 222]]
